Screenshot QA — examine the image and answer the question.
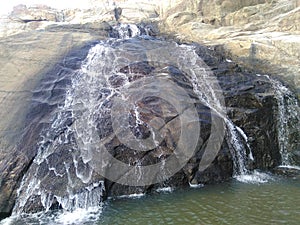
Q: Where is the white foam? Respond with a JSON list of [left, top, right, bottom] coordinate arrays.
[[0, 216, 15, 225], [235, 170, 274, 184], [115, 193, 145, 199], [156, 187, 173, 192], [0, 206, 103, 225], [189, 182, 204, 188], [54, 207, 102, 225], [278, 165, 300, 170]]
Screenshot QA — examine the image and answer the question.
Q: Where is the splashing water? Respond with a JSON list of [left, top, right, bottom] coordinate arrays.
[[226, 122, 248, 176]]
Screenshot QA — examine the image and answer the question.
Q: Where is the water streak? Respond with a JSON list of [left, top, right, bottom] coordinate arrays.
[[179, 45, 250, 177], [269, 76, 300, 166], [226, 122, 248, 176], [186, 67, 250, 177]]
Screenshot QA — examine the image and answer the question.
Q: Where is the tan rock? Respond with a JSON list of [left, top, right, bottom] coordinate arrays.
[[160, 0, 300, 94], [0, 0, 299, 108], [0, 29, 106, 156], [10, 4, 64, 22]]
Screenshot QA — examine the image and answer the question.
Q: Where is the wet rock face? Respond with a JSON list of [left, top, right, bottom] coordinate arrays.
[[195, 45, 282, 170], [99, 61, 233, 194], [0, 36, 289, 214], [10, 38, 233, 213], [0, 43, 95, 215]]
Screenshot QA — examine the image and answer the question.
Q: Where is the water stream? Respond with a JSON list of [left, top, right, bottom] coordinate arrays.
[[269, 76, 300, 168]]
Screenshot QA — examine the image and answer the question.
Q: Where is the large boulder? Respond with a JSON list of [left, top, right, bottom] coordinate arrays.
[[0, 0, 299, 216], [2, 36, 287, 214]]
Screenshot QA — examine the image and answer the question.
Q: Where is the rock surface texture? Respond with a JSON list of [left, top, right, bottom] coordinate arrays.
[[1, 36, 283, 214], [159, 0, 300, 95], [1, 0, 299, 93], [0, 0, 299, 216]]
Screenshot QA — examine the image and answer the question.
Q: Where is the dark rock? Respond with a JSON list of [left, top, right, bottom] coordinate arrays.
[[0, 36, 296, 215], [0, 43, 93, 215], [273, 166, 300, 178], [194, 44, 282, 170], [114, 7, 122, 21]]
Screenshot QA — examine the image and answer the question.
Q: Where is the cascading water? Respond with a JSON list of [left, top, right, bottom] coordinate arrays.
[[12, 24, 157, 215], [233, 124, 272, 183], [236, 126, 254, 162], [226, 122, 249, 176], [176, 45, 253, 179], [269, 76, 300, 168], [12, 23, 267, 215]]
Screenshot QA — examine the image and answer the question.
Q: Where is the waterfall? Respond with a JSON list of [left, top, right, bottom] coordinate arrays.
[[172, 44, 252, 178], [269, 76, 300, 168], [13, 23, 261, 214], [13, 24, 159, 214], [226, 122, 249, 176], [112, 24, 255, 179], [236, 126, 254, 161], [110, 23, 154, 38]]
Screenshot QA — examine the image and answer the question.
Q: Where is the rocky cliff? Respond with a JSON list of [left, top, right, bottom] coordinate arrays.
[[0, 0, 299, 217]]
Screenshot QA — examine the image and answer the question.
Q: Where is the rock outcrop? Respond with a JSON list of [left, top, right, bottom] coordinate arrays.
[[1, 0, 298, 94], [159, 0, 300, 95], [0, 33, 285, 214], [0, 25, 111, 216], [0, 0, 299, 217], [10, 4, 64, 23]]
